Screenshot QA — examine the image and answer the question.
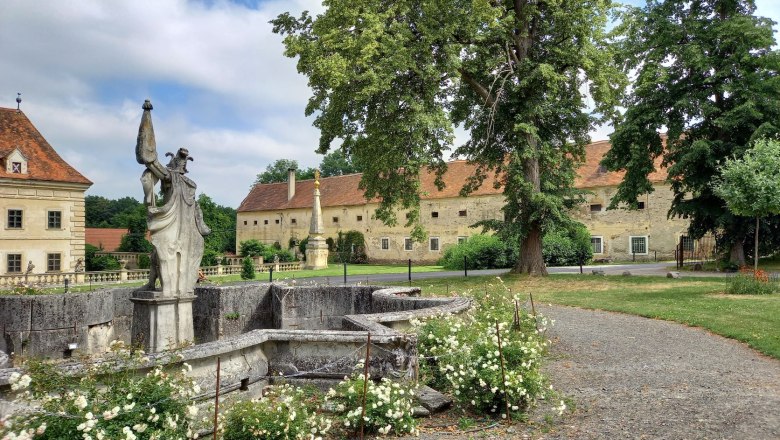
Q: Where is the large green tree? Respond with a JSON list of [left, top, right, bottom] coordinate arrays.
[[254, 159, 316, 184], [713, 138, 780, 271], [273, 0, 621, 274], [198, 194, 237, 254], [602, 0, 780, 265]]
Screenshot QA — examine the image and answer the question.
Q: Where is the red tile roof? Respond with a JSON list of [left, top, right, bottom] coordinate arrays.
[[0, 108, 92, 185], [85, 228, 128, 251], [238, 140, 669, 212]]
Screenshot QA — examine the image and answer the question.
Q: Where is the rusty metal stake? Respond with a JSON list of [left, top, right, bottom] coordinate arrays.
[[495, 321, 511, 422], [214, 357, 221, 440], [360, 332, 371, 440]]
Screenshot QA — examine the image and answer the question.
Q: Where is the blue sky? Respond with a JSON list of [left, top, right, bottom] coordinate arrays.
[[2, 0, 779, 207]]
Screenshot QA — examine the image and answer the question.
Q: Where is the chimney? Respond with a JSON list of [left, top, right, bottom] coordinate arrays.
[[288, 168, 296, 201]]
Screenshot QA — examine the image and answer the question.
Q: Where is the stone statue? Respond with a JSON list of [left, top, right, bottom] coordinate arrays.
[[135, 100, 211, 297], [74, 258, 84, 272]]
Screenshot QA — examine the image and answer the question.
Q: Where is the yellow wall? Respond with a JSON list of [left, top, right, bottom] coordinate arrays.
[[0, 179, 89, 274], [237, 183, 691, 263]]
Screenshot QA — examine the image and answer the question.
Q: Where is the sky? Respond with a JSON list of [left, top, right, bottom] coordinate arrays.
[[2, 0, 779, 208]]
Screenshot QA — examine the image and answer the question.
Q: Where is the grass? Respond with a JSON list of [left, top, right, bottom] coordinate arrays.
[[394, 273, 780, 360]]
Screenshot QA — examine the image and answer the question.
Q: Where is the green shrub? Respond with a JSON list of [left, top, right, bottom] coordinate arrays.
[[542, 223, 592, 266], [239, 239, 265, 257], [326, 373, 417, 436], [439, 235, 510, 270], [222, 384, 332, 440], [0, 341, 200, 439], [332, 230, 368, 264], [241, 257, 255, 280], [200, 249, 220, 267], [84, 244, 121, 271], [727, 274, 777, 295], [138, 253, 151, 269]]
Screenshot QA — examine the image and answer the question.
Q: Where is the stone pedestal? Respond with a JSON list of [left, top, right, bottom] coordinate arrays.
[[305, 236, 329, 270], [130, 290, 195, 352]]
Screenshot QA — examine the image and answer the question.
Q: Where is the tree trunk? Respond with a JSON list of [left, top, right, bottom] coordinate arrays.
[[511, 134, 548, 276], [754, 216, 759, 272], [728, 239, 746, 267], [513, 223, 547, 275]]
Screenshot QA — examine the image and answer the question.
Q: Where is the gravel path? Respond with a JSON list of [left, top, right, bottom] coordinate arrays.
[[406, 305, 780, 439]]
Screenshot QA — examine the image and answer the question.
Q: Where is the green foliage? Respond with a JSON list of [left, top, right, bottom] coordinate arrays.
[[602, 0, 780, 261], [198, 194, 237, 254], [137, 253, 151, 270], [414, 278, 552, 417], [542, 223, 593, 267], [223, 384, 332, 440], [0, 341, 201, 439], [117, 205, 153, 253], [728, 274, 778, 295], [272, 0, 622, 272], [439, 235, 511, 270], [239, 239, 265, 258], [241, 257, 255, 280], [326, 374, 417, 436], [84, 244, 121, 271], [333, 230, 368, 264], [714, 139, 780, 218], [319, 150, 362, 177], [200, 249, 221, 267], [254, 159, 316, 184], [85, 196, 144, 228]]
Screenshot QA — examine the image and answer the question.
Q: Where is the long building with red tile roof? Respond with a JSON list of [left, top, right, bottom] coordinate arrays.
[[0, 107, 92, 276], [237, 140, 689, 263]]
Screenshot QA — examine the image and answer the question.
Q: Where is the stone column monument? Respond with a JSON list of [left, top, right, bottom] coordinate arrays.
[[305, 170, 329, 269], [130, 100, 211, 352]]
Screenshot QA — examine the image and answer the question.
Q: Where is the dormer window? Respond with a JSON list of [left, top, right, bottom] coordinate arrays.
[[11, 162, 21, 173], [4, 149, 27, 174]]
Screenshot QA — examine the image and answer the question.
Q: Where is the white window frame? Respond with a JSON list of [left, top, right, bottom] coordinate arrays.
[[429, 237, 440, 252], [590, 236, 603, 254], [457, 236, 467, 244], [629, 235, 648, 255], [380, 237, 389, 250], [404, 237, 413, 251]]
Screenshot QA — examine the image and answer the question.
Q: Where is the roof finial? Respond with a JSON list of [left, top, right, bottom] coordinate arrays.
[[16, 93, 21, 112]]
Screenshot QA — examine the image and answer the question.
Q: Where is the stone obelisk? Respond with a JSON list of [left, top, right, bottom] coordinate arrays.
[[305, 170, 329, 269]]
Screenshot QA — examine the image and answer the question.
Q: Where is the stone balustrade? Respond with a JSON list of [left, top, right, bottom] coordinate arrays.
[[0, 261, 305, 289]]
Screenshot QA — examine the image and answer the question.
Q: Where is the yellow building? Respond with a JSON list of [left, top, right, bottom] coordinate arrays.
[[237, 142, 690, 263], [0, 107, 92, 275]]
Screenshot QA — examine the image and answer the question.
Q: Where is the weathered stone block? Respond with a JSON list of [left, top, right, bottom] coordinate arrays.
[[27, 328, 80, 358], [85, 291, 114, 325], [0, 297, 32, 331], [416, 385, 452, 413]]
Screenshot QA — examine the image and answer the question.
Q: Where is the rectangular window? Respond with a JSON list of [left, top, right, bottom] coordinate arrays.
[[638, 201, 646, 209], [264, 220, 268, 225], [275, 219, 280, 224], [7, 210, 22, 229], [381, 237, 389, 250], [681, 235, 694, 252], [47, 211, 62, 229], [630, 236, 648, 255], [458, 210, 467, 217], [357, 215, 363, 221], [591, 236, 603, 254], [47, 253, 61, 272], [7, 254, 21, 273], [457, 236, 467, 244], [429, 237, 440, 251], [11, 162, 21, 173], [431, 211, 439, 218], [332, 217, 339, 223], [243, 220, 247, 225], [253, 220, 258, 225], [590, 204, 602, 212], [291, 218, 297, 224], [404, 238, 413, 251]]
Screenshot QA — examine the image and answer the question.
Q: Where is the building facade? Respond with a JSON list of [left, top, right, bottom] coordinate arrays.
[[0, 108, 92, 275], [237, 141, 691, 263]]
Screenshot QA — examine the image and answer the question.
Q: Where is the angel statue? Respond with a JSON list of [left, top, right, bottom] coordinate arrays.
[[135, 100, 211, 297]]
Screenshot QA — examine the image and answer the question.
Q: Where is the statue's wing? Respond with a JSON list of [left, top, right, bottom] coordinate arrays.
[[135, 100, 158, 165]]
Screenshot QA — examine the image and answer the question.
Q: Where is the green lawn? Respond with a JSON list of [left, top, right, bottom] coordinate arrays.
[[393, 274, 780, 360], [214, 263, 445, 283]]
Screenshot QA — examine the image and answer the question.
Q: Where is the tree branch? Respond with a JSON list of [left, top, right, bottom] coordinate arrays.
[[459, 69, 496, 107]]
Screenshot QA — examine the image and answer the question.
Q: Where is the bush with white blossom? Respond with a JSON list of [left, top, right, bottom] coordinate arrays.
[[325, 368, 417, 437], [414, 278, 551, 417], [222, 383, 331, 440], [0, 341, 202, 440]]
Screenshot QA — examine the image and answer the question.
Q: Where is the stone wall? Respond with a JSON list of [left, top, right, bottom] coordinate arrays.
[[192, 283, 273, 343]]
